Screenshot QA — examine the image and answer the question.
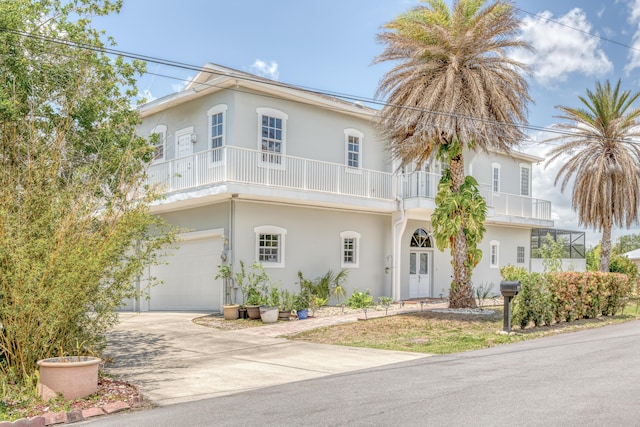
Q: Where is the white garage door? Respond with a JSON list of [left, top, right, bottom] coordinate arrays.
[[147, 231, 223, 311]]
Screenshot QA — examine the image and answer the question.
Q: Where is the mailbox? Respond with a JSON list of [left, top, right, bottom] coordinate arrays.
[[500, 280, 520, 332], [500, 281, 521, 297]]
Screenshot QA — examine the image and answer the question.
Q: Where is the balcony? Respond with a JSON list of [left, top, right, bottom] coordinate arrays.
[[399, 171, 552, 221], [147, 146, 394, 201], [146, 147, 552, 221]]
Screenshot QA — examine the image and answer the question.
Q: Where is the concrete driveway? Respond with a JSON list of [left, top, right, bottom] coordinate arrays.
[[104, 312, 430, 406]]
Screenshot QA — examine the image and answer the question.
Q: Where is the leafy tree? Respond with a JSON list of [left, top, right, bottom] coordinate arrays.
[[0, 0, 174, 388], [612, 233, 640, 255], [585, 245, 601, 271], [374, 0, 531, 307], [536, 233, 565, 273], [544, 80, 640, 272]]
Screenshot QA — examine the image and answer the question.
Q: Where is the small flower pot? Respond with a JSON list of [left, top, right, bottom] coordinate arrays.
[[278, 310, 292, 321], [37, 356, 101, 400], [296, 308, 309, 320], [246, 305, 261, 320], [238, 307, 248, 319], [223, 304, 240, 320]]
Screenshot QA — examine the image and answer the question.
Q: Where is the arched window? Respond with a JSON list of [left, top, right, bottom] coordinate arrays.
[[410, 229, 432, 248]]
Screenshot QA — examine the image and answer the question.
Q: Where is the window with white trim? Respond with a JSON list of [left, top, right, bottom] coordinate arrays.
[[490, 240, 500, 268], [340, 231, 361, 268], [520, 164, 530, 196], [254, 225, 286, 268], [208, 104, 227, 163], [491, 162, 501, 193], [517, 246, 525, 264], [150, 125, 167, 162], [344, 129, 364, 170], [257, 107, 287, 166]]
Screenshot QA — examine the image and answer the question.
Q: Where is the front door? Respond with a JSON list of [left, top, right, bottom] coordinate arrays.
[[409, 251, 431, 298]]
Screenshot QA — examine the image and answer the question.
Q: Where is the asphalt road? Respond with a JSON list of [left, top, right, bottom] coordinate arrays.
[[84, 320, 640, 426]]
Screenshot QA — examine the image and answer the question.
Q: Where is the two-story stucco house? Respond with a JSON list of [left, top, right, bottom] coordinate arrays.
[[129, 63, 557, 312]]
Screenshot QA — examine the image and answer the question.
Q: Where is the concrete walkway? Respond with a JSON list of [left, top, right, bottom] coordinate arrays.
[[104, 306, 437, 407]]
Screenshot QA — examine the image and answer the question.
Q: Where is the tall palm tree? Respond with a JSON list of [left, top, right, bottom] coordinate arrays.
[[545, 80, 640, 272], [375, 0, 531, 307]]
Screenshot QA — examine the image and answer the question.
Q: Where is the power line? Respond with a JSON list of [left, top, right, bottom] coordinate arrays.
[[0, 12, 634, 149]]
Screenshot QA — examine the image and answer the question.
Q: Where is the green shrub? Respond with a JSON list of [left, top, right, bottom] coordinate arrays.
[[346, 289, 375, 319], [511, 273, 553, 329]]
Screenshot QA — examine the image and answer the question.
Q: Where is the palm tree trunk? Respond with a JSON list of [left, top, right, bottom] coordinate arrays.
[[448, 153, 476, 309], [599, 220, 612, 272]]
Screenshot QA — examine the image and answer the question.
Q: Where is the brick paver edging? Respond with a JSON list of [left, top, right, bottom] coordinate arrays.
[[0, 396, 143, 427]]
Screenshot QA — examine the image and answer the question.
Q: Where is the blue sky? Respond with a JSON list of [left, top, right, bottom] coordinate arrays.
[[94, 0, 640, 247]]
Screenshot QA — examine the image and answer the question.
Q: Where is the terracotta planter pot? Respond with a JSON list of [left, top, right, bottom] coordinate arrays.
[[246, 305, 261, 320], [259, 306, 279, 323], [223, 304, 240, 320], [37, 356, 101, 400]]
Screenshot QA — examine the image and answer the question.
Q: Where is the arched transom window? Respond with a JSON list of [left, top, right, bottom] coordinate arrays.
[[410, 229, 432, 248]]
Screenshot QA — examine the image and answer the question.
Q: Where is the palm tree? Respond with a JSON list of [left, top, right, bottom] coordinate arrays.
[[545, 80, 640, 272], [375, 0, 531, 307]]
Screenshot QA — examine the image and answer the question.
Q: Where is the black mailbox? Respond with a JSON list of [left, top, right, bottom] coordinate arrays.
[[500, 281, 521, 297], [500, 280, 521, 332]]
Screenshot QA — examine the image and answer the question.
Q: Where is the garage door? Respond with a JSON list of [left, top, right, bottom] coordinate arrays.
[[147, 231, 223, 311]]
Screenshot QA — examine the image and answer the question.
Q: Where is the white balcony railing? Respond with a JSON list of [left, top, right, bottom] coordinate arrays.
[[479, 184, 552, 220], [146, 147, 552, 221], [146, 146, 394, 200]]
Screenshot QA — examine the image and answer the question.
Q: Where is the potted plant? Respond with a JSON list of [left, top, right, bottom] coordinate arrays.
[[294, 288, 311, 320], [260, 286, 280, 323], [236, 261, 270, 320], [37, 356, 102, 400], [216, 264, 239, 320], [278, 289, 296, 321]]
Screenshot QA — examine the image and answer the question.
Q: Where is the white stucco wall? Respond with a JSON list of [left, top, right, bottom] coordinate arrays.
[[231, 200, 392, 301]]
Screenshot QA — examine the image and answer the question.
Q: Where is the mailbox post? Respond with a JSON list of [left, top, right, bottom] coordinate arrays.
[[500, 281, 521, 332]]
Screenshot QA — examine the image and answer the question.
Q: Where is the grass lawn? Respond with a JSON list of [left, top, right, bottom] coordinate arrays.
[[289, 303, 640, 354]]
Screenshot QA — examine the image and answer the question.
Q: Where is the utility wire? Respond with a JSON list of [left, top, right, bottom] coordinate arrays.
[[1, 5, 637, 149]]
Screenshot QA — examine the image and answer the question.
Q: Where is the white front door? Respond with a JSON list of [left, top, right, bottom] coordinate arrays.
[[409, 251, 431, 298]]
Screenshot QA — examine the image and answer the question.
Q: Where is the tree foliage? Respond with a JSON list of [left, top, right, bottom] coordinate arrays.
[[544, 80, 640, 272], [0, 0, 174, 387], [612, 233, 640, 255], [374, 0, 531, 307]]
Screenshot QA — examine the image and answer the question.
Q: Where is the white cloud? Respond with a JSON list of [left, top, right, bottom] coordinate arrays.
[[513, 8, 613, 87], [624, 0, 640, 74], [172, 75, 193, 93], [249, 59, 279, 81]]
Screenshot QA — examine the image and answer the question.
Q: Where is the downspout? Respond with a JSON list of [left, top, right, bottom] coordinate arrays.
[[228, 194, 237, 303]]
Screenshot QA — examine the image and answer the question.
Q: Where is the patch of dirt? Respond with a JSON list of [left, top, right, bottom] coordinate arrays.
[[14, 376, 144, 420]]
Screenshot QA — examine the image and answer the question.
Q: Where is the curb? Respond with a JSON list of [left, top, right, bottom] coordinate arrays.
[[0, 395, 144, 427]]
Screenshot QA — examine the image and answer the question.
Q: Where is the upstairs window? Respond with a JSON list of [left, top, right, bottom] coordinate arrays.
[[344, 129, 364, 170], [257, 107, 287, 166], [340, 231, 361, 268], [208, 104, 227, 163], [520, 164, 530, 196], [492, 162, 501, 193], [254, 225, 287, 268], [150, 125, 167, 162], [490, 240, 500, 268]]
